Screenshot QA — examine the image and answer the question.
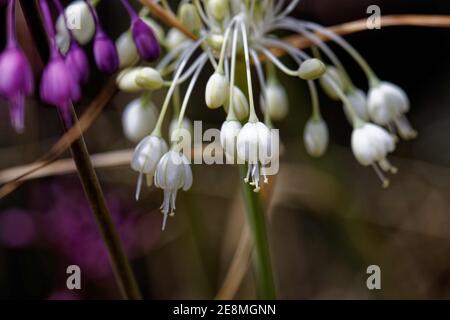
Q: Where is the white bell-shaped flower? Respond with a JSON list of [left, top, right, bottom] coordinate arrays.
[[155, 150, 193, 230], [131, 135, 168, 200], [345, 88, 369, 122], [122, 97, 158, 143], [264, 82, 289, 121], [56, 0, 95, 46], [351, 123, 397, 188], [367, 81, 409, 125], [303, 118, 329, 157], [205, 72, 229, 109], [237, 122, 276, 192], [224, 86, 250, 121], [220, 120, 242, 161]]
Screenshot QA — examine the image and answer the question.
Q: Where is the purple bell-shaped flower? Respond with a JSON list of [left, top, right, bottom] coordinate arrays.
[[0, 0, 34, 133], [39, 0, 81, 124], [93, 29, 119, 74], [85, 0, 119, 74], [120, 0, 160, 62]]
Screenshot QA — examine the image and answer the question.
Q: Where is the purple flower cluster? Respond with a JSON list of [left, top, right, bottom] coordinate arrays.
[[0, 177, 162, 288], [0, 0, 161, 131]]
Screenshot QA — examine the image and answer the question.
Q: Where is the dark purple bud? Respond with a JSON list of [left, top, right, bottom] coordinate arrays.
[[66, 41, 89, 84], [40, 53, 81, 123], [93, 29, 119, 74], [0, 0, 34, 133], [131, 18, 161, 62]]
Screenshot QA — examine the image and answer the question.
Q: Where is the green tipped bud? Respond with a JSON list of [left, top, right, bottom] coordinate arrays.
[[319, 66, 345, 101], [208, 0, 229, 21], [205, 72, 229, 109], [298, 58, 326, 80], [178, 3, 201, 33], [117, 68, 142, 92], [135, 67, 164, 90]]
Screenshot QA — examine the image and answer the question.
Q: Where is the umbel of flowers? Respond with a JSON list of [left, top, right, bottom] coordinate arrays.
[[123, 0, 418, 230], [0, 0, 418, 230]]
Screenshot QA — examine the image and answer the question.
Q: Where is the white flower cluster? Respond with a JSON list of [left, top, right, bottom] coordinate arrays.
[[108, 0, 417, 229]]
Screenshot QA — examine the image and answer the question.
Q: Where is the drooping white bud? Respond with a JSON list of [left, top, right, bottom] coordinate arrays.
[[165, 28, 188, 51], [122, 97, 158, 143], [303, 118, 329, 157], [135, 67, 164, 90], [345, 88, 370, 122], [264, 82, 289, 121], [56, 0, 95, 45], [299, 59, 326, 80], [208, 0, 229, 21], [178, 3, 201, 33], [205, 72, 229, 109], [116, 68, 142, 92], [224, 86, 250, 121], [319, 66, 345, 101], [367, 81, 409, 125], [116, 32, 139, 68]]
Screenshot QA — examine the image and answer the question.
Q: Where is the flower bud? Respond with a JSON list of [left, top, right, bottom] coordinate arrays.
[[166, 28, 187, 51], [116, 68, 141, 92], [298, 58, 326, 80], [303, 118, 329, 157], [93, 30, 119, 74], [205, 72, 229, 109], [345, 88, 369, 121], [66, 41, 89, 84], [131, 18, 161, 62], [319, 66, 344, 101], [207, 34, 224, 52], [264, 82, 289, 121], [135, 67, 164, 90], [122, 97, 158, 143], [55, 0, 95, 45], [208, 0, 229, 21], [224, 86, 250, 121], [178, 3, 201, 33], [141, 17, 164, 43], [116, 31, 139, 68]]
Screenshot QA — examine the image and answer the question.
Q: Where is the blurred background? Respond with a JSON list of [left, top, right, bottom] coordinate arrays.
[[1, 0, 450, 299]]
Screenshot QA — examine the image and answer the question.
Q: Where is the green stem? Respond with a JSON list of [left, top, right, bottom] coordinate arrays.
[[239, 165, 276, 300]]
